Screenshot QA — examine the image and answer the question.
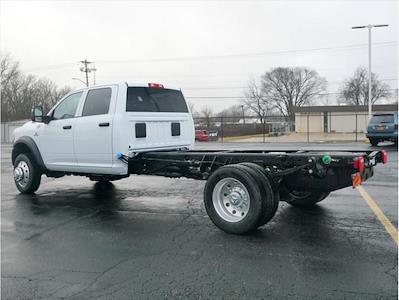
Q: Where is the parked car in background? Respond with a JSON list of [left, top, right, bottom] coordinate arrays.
[[195, 130, 209, 142], [207, 130, 218, 141], [366, 113, 398, 146]]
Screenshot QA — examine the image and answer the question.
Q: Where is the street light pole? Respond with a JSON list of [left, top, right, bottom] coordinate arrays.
[[352, 24, 388, 120]]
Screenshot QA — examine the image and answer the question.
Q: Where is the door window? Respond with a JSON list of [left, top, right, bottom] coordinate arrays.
[[82, 88, 112, 116], [53, 92, 83, 120]]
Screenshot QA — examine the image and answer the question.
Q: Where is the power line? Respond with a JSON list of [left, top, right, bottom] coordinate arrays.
[[185, 89, 398, 101], [95, 63, 398, 81], [182, 78, 398, 91], [22, 41, 397, 73], [96, 41, 397, 64]]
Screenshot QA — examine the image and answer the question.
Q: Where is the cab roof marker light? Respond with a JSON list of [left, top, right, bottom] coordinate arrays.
[[148, 83, 164, 88]]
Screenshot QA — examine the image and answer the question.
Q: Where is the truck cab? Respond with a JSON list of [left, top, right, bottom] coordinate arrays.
[[13, 82, 195, 179]]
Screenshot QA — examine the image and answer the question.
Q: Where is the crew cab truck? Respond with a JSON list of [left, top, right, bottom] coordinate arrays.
[[12, 82, 388, 235]]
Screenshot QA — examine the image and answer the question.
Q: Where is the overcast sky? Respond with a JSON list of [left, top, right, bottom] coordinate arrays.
[[1, 0, 398, 112]]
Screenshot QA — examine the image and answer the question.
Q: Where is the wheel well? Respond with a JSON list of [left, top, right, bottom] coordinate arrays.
[[12, 143, 33, 165]]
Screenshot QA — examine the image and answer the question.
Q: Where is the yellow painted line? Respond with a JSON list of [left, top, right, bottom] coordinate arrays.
[[356, 185, 398, 245]]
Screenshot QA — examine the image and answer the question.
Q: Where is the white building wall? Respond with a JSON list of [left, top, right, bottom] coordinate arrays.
[[295, 113, 323, 133], [295, 110, 394, 133]]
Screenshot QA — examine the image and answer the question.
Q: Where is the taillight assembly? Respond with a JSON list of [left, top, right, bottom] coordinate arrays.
[[381, 150, 388, 164], [395, 124, 398, 131], [148, 83, 164, 88], [353, 156, 365, 173]]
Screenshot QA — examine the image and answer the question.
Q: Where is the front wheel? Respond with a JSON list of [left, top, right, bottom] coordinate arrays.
[[284, 190, 330, 208], [13, 153, 41, 194]]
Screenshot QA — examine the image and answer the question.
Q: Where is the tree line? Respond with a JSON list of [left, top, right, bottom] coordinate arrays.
[[1, 55, 72, 122], [1, 54, 393, 123], [193, 66, 392, 123]]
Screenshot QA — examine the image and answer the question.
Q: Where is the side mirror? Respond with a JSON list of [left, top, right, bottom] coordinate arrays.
[[31, 106, 44, 122]]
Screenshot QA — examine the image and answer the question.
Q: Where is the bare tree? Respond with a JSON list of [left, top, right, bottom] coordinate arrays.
[[187, 101, 196, 115], [242, 78, 271, 124], [261, 67, 326, 121], [217, 104, 245, 123], [339, 66, 391, 105], [1, 55, 71, 121], [1, 53, 20, 86], [200, 105, 214, 128]]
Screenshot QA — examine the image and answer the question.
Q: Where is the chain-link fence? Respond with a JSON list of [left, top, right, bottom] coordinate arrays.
[[0, 113, 390, 144], [194, 113, 374, 143]]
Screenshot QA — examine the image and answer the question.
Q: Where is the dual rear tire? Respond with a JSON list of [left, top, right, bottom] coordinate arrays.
[[204, 163, 278, 235]]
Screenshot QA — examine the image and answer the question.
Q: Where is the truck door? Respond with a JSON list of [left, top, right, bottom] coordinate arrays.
[[38, 92, 83, 171], [73, 86, 117, 174]]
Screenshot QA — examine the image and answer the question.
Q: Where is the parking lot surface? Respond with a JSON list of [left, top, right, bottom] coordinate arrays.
[[1, 142, 397, 299]]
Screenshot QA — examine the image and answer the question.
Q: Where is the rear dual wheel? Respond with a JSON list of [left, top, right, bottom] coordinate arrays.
[[239, 162, 279, 226], [204, 163, 277, 235]]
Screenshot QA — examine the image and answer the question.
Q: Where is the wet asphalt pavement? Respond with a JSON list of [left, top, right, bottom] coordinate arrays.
[[1, 142, 397, 299]]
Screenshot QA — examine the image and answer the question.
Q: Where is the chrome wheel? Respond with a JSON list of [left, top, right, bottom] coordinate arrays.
[[212, 177, 250, 222], [14, 161, 30, 188]]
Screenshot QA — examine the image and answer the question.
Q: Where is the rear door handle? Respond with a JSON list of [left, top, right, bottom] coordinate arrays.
[[99, 122, 110, 127], [62, 125, 72, 130]]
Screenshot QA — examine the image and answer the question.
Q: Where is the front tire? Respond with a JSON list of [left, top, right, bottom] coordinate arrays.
[[13, 153, 41, 194], [284, 190, 330, 208], [204, 165, 263, 235]]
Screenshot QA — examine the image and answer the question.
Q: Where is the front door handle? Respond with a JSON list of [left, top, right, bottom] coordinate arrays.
[[99, 122, 110, 127], [62, 125, 72, 130]]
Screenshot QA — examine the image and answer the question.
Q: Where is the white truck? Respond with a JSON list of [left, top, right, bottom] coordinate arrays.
[[12, 82, 387, 234]]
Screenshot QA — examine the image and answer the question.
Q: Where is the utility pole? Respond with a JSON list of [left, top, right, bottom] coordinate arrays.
[[79, 59, 94, 87], [352, 24, 389, 120]]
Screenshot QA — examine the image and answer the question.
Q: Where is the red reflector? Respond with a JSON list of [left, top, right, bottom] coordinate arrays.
[[352, 172, 362, 188], [353, 156, 365, 173], [381, 150, 388, 164], [148, 83, 164, 88]]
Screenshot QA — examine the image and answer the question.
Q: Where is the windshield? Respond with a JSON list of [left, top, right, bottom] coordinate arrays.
[[126, 87, 188, 113], [369, 114, 394, 124]]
